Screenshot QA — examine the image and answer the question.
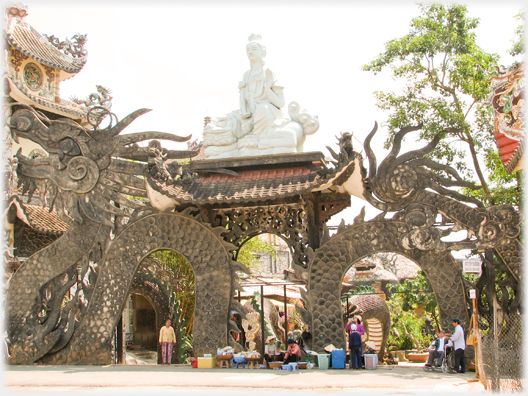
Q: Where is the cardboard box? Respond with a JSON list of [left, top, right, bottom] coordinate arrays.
[[197, 357, 216, 369]]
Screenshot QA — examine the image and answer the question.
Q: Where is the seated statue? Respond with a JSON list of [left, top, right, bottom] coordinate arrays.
[[203, 34, 319, 159]]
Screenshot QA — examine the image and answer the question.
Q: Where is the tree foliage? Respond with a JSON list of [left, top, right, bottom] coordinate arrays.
[[387, 271, 437, 351], [389, 271, 439, 323], [237, 234, 278, 272], [509, 10, 525, 56], [144, 250, 195, 361], [362, 3, 519, 207]]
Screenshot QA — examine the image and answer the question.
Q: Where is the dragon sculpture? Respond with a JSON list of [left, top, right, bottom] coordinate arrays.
[[294, 123, 522, 358], [6, 105, 249, 364], [70, 85, 113, 111]]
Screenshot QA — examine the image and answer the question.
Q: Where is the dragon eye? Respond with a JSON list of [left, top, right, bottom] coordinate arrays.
[[60, 138, 81, 156], [15, 116, 32, 132]]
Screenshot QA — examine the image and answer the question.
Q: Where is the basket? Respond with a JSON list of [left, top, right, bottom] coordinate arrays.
[[268, 361, 284, 369]]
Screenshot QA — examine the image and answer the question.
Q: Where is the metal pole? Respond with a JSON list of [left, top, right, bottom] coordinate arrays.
[[260, 286, 266, 358], [346, 296, 349, 319], [473, 296, 480, 380], [284, 284, 288, 345], [238, 290, 241, 304]]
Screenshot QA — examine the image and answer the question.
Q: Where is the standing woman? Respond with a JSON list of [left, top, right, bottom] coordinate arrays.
[[355, 316, 366, 369], [159, 319, 176, 364]]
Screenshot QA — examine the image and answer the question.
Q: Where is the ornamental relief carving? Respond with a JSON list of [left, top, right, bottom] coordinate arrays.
[[210, 204, 313, 268]]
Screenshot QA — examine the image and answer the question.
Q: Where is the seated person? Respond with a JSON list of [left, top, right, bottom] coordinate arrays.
[[264, 335, 284, 364], [283, 339, 301, 364], [425, 330, 453, 367]]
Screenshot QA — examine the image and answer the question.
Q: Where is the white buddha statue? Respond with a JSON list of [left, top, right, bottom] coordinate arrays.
[[203, 34, 319, 159]]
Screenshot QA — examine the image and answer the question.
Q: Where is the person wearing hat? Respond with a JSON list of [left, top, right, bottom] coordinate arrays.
[[284, 338, 301, 364], [446, 318, 466, 373], [264, 335, 283, 366], [348, 324, 363, 370]]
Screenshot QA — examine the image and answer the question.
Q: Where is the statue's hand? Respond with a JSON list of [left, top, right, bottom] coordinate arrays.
[[241, 122, 249, 135], [238, 81, 246, 90]]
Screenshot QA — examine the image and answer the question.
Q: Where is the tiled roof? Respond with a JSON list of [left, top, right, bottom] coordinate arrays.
[[23, 204, 70, 233], [353, 268, 399, 283], [8, 78, 88, 119], [147, 151, 361, 206], [5, 16, 86, 74], [149, 165, 325, 205]]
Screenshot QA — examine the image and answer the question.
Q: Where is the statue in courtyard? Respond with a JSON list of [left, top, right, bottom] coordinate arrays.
[[203, 34, 319, 159]]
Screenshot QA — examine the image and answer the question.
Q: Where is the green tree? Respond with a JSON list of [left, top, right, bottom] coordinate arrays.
[[143, 250, 195, 362], [386, 271, 437, 351], [509, 10, 525, 56], [237, 234, 277, 272], [388, 270, 439, 329], [362, 3, 517, 207]]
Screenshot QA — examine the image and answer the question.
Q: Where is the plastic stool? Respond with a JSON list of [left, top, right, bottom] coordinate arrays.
[[236, 361, 246, 369], [290, 363, 299, 371]]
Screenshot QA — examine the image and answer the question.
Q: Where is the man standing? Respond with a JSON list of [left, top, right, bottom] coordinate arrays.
[[159, 319, 176, 364], [425, 330, 453, 367], [448, 318, 466, 373]]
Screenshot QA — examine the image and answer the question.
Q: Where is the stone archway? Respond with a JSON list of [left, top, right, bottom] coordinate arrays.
[[130, 273, 173, 364], [297, 219, 469, 356], [36, 210, 243, 364]]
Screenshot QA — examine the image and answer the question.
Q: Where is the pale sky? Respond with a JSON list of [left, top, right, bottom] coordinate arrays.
[[16, 0, 525, 226]]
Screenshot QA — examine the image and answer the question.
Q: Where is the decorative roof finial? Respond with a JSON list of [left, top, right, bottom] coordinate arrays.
[[5, 2, 28, 18]]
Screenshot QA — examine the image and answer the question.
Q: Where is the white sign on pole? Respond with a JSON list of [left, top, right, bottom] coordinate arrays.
[[463, 259, 482, 274], [469, 289, 476, 299]]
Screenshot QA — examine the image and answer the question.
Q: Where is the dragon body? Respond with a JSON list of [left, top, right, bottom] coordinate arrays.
[[7, 106, 200, 364]]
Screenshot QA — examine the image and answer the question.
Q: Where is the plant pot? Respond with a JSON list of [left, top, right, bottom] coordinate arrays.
[[408, 353, 429, 363]]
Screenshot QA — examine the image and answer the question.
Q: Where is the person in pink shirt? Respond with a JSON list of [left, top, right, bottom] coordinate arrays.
[[284, 339, 301, 363], [355, 316, 366, 369], [355, 316, 365, 338]]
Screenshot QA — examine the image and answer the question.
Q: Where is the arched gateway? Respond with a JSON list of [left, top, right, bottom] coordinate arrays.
[[6, 106, 522, 365]]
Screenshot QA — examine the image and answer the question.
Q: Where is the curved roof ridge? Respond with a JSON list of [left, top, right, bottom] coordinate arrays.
[[5, 16, 87, 75]]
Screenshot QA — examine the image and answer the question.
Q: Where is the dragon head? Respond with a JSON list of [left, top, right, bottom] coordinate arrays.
[[9, 105, 198, 227]]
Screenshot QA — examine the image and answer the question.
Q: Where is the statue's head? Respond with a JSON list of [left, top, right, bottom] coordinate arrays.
[[246, 33, 266, 63]]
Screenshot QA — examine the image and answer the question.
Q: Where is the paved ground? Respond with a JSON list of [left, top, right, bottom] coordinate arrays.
[[4, 362, 487, 395]]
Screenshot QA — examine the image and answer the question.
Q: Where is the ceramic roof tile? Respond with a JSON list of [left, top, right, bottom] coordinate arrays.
[[6, 17, 86, 73], [24, 204, 70, 233], [149, 166, 324, 205]]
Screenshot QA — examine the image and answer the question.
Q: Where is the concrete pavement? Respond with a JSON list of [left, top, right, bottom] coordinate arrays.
[[4, 362, 487, 395]]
